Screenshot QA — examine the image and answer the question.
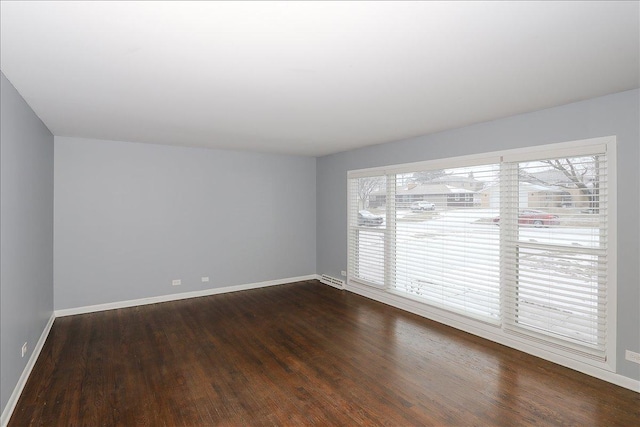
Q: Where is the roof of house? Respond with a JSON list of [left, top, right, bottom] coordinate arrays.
[[393, 184, 476, 195], [479, 182, 569, 193]]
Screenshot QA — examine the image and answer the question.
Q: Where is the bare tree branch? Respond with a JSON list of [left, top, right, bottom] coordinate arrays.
[[357, 177, 384, 209], [540, 159, 590, 191], [520, 156, 599, 212]]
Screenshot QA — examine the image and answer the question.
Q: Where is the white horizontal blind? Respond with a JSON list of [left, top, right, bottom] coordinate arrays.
[[391, 164, 501, 322], [503, 153, 608, 359], [348, 176, 387, 287]]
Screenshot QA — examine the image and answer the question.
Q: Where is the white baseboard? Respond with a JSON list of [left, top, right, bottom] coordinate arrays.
[[55, 274, 317, 317], [1, 313, 55, 427]]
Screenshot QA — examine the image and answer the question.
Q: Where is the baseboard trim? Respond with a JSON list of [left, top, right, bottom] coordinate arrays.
[[345, 281, 640, 393], [1, 313, 55, 427], [55, 274, 317, 317]]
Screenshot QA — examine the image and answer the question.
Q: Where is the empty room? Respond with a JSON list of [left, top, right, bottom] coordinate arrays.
[[1, 1, 639, 426]]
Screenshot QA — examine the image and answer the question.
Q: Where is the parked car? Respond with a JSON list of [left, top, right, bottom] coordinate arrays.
[[358, 210, 384, 226], [493, 210, 560, 227], [410, 201, 436, 211]]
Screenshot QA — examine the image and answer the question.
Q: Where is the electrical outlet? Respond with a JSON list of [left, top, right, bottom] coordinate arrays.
[[626, 350, 640, 364], [201, 276, 209, 283], [341, 270, 347, 277], [21, 342, 27, 358], [172, 279, 181, 286]]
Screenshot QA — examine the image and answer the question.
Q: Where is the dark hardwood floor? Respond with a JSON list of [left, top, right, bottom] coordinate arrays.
[[9, 280, 639, 426]]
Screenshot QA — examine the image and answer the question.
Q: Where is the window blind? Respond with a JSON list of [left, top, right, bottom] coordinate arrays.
[[348, 176, 387, 287], [390, 164, 501, 323], [502, 153, 609, 359]]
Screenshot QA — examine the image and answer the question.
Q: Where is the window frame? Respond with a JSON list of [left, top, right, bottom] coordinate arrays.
[[346, 136, 616, 372]]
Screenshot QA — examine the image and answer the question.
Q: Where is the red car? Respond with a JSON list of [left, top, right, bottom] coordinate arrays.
[[493, 210, 560, 227]]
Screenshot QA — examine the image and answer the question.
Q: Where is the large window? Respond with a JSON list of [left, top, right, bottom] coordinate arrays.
[[347, 138, 615, 366]]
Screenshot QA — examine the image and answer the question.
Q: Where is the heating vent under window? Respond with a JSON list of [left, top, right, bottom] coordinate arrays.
[[320, 274, 345, 289]]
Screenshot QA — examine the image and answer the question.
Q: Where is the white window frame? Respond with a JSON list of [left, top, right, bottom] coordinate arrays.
[[346, 136, 616, 372]]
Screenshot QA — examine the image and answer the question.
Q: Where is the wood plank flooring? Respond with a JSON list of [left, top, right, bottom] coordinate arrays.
[[9, 280, 639, 426]]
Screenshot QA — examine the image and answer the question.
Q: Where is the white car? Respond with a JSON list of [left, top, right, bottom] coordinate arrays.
[[358, 210, 384, 226], [410, 201, 436, 211]]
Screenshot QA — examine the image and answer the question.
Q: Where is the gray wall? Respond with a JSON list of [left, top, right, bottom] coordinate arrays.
[[316, 89, 640, 381], [0, 73, 54, 415], [54, 137, 316, 310]]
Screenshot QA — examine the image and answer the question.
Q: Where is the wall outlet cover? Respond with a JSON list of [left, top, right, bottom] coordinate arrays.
[[172, 279, 181, 286], [625, 350, 640, 364]]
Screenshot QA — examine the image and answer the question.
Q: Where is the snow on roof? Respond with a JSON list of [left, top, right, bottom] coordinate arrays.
[[396, 184, 476, 195], [479, 181, 567, 193]]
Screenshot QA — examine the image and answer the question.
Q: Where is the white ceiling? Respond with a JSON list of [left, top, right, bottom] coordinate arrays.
[[1, 1, 638, 157]]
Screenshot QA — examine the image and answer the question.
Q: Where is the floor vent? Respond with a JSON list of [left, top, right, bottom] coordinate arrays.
[[320, 274, 345, 289]]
